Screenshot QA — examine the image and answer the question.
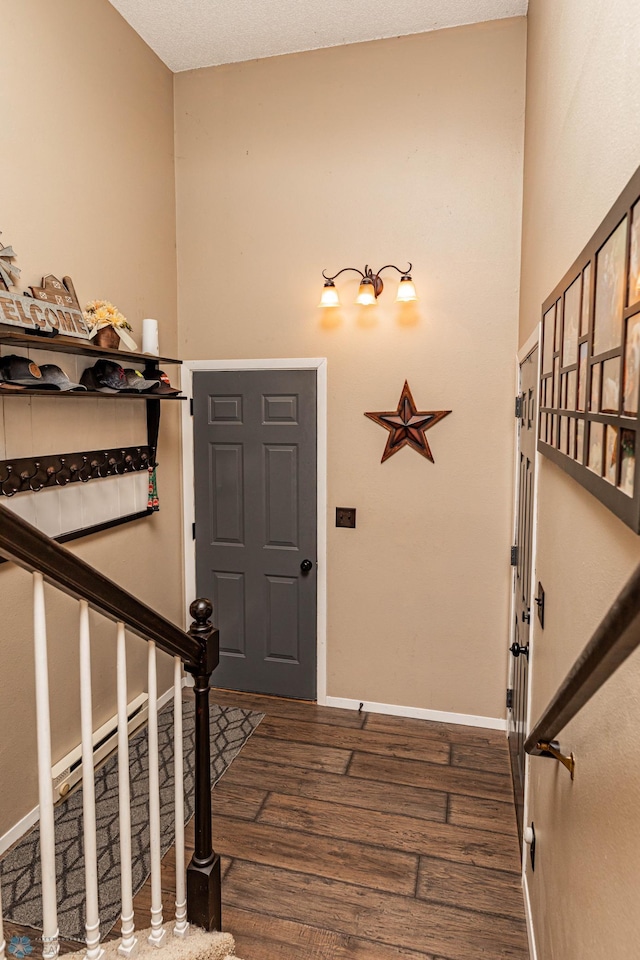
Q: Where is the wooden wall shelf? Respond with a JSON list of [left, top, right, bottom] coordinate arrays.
[[0, 446, 153, 497], [0, 323, 181, 365], [0, 389, 184, 400]]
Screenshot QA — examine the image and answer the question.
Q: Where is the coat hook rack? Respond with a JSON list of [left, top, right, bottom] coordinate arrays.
[[0, 446, 153, 498]]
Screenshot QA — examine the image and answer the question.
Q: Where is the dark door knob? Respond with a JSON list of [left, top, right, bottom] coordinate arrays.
[[300, 559, 313, 574], [510, 642, 529, 659]]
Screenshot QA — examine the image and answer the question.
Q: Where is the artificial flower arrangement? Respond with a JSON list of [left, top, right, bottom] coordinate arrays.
[[83, 300, 138, 351]]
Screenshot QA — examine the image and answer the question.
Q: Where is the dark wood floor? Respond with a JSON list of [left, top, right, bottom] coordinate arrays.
[[4, 691, 529, 960], [201, 690, 528, 960]]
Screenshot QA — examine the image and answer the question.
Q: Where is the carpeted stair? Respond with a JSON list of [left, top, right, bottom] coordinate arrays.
[[65, 923, 245, 960], [0, 702, 262, 940]]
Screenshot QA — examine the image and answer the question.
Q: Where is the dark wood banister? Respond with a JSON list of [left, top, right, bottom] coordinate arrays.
[[525, 561, 640, 758], [0, 502, 201, 667], [0, 501, 223, 930]]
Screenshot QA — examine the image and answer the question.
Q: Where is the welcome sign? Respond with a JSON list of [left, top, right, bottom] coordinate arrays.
[[0, 289, 91, 340]]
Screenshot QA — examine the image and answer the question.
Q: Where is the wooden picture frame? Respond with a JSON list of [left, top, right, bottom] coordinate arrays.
[[538, 164, 640, 533]]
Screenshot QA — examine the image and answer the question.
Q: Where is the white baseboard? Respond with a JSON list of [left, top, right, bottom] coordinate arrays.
[[0, 683, 177, 857], [157, 683, 176, 711], [324, 696, 507, 731], [0, 803, 40, 857], [522, 869, 538, 960]]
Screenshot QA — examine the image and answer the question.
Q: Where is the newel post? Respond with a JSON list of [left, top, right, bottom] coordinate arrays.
[[185, 598, 221, 931]]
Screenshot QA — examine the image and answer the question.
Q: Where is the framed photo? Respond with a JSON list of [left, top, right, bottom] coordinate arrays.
[[580, 263, 591, 336], [567, 369, 577, 411], [629, 202, 640, 307], [577, 343, 588, 411], [623, 312, 640, 416], [601, 357, 620, 413], [542, 305, 555, 375], [590, 363, 601, 412], [620, 429, 636, 497], [604, 425, 618, 485], [588, 422, 604, 475], [569, 417, 576, 459], [593, 218, 628, 356], [576, 419, 585, 463], [562, 275, 581, 366]]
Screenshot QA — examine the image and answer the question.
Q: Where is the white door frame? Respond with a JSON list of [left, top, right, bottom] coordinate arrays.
[[507, 324, 541, 734], [509, 324, 541, 960], [180, 358, 328, 704]]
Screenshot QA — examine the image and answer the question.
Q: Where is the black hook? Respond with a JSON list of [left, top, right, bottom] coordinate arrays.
[[54, 457, 72, 486], [78, 456, 92, 482], [1, 466, 21, 497], [95, 452, 110, 478], [24, 461, 46, 492]]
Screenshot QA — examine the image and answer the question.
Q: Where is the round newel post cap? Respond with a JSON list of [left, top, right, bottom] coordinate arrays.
[[190, 597, 213, 625]]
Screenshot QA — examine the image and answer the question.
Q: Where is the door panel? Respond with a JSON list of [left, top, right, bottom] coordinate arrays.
[[212, 571, 246, 655], [193, 369, 317, 699], [265, 576, 299, 661], [209, 444, 244, 543], [264, 445, 298, 546], [508, 347, 538, 845]]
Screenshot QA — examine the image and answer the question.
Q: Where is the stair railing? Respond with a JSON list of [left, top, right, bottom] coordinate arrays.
[[0, 503, 221, 959], [525, 562, 640, 777]]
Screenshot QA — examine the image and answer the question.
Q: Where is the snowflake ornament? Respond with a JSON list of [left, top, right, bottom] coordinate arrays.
[[0, 232, 21, 290], [8, 936, 33, 958]]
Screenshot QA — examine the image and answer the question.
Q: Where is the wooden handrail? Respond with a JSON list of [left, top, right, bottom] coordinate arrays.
[[525, 561, 640, 756], [0, 502, 202, 668], [0, 503, 222, 930]]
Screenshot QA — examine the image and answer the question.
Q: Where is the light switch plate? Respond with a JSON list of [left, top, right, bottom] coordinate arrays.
[[336, 507, 356, 528]]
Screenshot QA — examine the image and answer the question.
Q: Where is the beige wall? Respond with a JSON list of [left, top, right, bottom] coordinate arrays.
[[520, 2, 640, 957], [175, 20, 526, 720], [0, 0, 181, 835]]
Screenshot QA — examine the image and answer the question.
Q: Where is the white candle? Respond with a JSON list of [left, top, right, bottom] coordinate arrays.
[[142, 318, 159, 356]]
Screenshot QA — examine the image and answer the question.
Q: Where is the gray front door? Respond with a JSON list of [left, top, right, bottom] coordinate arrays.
[[508, 346, 538, 844], [193, 369, 317, 699]]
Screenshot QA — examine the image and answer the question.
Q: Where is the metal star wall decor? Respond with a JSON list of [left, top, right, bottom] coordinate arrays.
[[365, 381, 451, 463]]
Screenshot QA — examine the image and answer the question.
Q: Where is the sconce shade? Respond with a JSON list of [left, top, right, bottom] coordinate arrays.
[[395, 275, 418, 303], [356, 278, 376, 306], [318, 280, 340, 308]]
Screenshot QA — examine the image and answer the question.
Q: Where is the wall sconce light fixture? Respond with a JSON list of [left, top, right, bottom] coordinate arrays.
[[318, 263, 418, 308]]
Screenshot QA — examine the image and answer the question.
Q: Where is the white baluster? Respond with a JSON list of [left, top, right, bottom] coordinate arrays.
[[0, 883, 6, 960], [172, 657, 188, 938], [79, 602, 105, 960], [147, 642, 166, 947], [116, 623, 138, 959], [33, 572, 59, 960]]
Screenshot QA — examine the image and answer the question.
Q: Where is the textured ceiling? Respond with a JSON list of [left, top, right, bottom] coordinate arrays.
[[107, 0, 528, 72]]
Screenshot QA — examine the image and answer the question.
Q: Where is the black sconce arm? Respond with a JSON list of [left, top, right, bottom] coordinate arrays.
[[376, 262, 412, 278], [322, 266, 366, 282]]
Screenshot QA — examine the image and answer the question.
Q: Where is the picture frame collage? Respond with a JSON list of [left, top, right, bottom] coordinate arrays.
[[538, 165, 640, 533]]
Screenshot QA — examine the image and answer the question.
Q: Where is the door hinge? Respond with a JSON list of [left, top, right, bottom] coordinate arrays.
[[515, 395, 523, 418], [510, 545, 518, 566], [190, 398, 194, 416], [192, 522, 196, 540], [506, 688, 513, 710]]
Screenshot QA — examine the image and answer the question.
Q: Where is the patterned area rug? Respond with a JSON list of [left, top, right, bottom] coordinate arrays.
[[0, 699, 262, 942]]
